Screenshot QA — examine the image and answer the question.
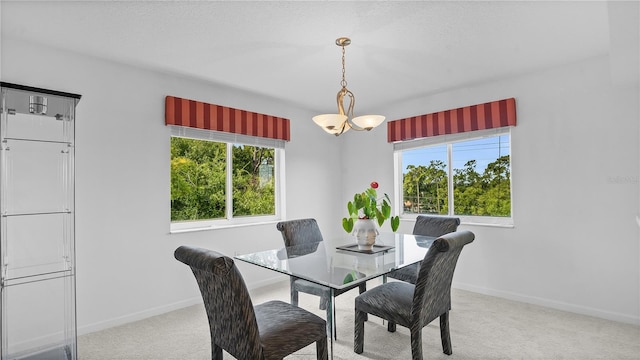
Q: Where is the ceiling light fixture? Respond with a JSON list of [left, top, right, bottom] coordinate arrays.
[[312, 37, 385, 136]]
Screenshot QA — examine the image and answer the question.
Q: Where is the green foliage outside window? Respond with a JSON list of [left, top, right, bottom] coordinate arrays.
[[453, 155, 511, 216], [402, 155, 511, 217], [170, 137, 275, 222], [232, 144, 275, 217], [403, 160, 448, 214]]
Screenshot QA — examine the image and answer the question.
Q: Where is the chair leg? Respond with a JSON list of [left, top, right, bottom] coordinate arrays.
[[354, 309, 366, 354], [410, 326, 423, 360], [290, 279, 299, 306], [358, 283, 366, 294], [387, 321, 396, 332], [316, 337, 328, 360], [358, 284, 368, 321], [212, 343, 223, 360], [319, 293, 328, 310], [440, 311, 452, 355]]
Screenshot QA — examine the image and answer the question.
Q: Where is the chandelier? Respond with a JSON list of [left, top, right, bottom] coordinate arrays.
[[312, 37, 385, 136]]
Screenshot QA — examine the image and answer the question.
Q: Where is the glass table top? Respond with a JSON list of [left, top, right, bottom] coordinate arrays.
[[234, 232, 435, 290]]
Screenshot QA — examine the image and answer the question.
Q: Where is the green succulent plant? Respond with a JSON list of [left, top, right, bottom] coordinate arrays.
[[342, 181, 400, 233]]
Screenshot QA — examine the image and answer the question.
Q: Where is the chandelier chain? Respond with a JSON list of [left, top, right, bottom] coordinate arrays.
[[340, 45, 347, 89]]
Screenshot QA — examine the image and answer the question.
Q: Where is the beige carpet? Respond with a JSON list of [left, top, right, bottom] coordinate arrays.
[[78, 281, 640, 360]]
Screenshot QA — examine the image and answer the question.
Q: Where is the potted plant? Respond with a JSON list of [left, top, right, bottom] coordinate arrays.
[[342, 182, 400, 250]]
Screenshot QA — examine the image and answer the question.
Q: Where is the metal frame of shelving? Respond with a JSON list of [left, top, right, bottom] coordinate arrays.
[[0, 82, 81, 360]]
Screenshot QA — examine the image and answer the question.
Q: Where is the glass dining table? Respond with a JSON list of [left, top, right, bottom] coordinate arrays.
[[234, 232, 436, 359]]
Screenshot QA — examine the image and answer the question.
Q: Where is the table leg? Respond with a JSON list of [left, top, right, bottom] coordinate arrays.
[[381, 275, 387, 326], [327, 288, 335, 359]]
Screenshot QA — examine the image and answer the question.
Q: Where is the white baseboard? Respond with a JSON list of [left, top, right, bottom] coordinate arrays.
[[454, 282, 640, 325], [78, 276, 287, 337], [78, 276, 638, 339], [77, 296, 203, 336]]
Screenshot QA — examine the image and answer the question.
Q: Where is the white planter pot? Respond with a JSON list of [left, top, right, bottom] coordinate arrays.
[[352, 219, 379, 250]]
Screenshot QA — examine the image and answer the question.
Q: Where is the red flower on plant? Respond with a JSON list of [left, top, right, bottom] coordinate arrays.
[[370, 181, 379, 189]]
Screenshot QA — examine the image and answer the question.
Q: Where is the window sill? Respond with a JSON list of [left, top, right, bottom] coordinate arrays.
[[460, 221, 514, 229], [169, 220, 280, 234], [401, 215, 514, 229]]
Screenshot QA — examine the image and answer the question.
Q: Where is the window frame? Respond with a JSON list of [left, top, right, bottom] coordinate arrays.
[[393, 127, 513, 227], [169, 125, 286, 233]]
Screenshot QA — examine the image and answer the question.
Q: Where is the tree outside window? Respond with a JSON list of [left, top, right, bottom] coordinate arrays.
[[171, 137, 276, 223], [401, 134, 511, 218]]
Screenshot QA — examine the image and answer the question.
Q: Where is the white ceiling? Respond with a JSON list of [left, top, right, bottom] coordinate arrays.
[[1, 1, 611, 114]]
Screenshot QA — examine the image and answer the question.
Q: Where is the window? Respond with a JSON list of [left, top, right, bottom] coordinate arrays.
[[395, 129, 512, 226], [169, 127, 284, 232]]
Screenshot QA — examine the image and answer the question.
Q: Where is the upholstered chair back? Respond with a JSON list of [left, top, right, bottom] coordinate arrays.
[[412, 215, 461, 237], [276, 218, 324, 247], [174, 246, 262, 359], [412, 230, 475, 328]]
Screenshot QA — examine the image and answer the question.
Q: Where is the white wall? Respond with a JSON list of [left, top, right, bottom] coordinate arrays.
[[0, 38, 343, 334], [342, 54, 640, 324]]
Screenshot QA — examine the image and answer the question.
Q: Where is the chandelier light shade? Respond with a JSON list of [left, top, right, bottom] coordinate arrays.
[[313, 37, 385, 136]]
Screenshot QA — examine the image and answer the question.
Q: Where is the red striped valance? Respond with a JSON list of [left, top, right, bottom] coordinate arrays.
[[387, 98, 516, 143], [165, 96, 290, 141]]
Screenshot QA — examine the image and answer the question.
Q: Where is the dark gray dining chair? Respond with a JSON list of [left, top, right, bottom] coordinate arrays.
[[276, 218, 367, 338], [174, 245, 328, 360], [387, 215, 460, 284], [354, 230, 474, 360]]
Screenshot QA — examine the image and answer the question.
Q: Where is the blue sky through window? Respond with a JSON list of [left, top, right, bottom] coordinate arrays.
[[402, 135, 510, 174]]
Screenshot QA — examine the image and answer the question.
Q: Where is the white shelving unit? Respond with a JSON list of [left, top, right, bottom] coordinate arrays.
[[0, 82, 81, 360]]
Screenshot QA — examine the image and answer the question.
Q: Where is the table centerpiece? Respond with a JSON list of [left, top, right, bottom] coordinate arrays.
[[342, 181, 400, 250]]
